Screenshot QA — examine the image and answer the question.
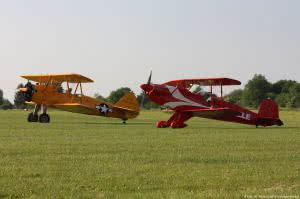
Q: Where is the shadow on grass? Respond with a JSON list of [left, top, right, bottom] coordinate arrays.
[[82, 122, 151, 125], [0, 193, 8, 199], [51, 121, 298, 129], [187, 124, 298, 129]]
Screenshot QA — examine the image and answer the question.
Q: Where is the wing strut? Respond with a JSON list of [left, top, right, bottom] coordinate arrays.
[[79, 82, 83, 103], [221, 84, 223, 98], [41, 76, 53, 103], [210, 82, 213, 108], [220, 84, 224, 107], [71, 83, 80, 103]]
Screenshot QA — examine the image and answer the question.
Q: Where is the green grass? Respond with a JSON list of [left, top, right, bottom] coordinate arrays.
[[0, 110, 299, 198]]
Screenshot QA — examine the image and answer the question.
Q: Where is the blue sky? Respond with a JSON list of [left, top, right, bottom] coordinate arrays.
[[0, 0, 299, 101]]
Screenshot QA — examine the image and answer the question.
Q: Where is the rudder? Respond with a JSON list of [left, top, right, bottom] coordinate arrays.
[[114, 92, 140, 112], [257, 99, 283, 126], [258, 99, 279, 119]]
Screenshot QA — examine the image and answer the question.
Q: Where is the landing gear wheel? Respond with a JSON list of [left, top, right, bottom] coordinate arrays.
[[27, 112, 38, 122], [39, 114, 50, 123], [122, 119, 127, 124], [157, 121, 170, 128], [170, 122, 187, 129]]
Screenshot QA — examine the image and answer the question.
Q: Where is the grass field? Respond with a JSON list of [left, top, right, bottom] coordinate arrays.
[[0, 110, 299, 198]]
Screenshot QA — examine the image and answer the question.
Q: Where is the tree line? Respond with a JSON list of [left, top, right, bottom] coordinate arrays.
[[226, 74, 300, 108], [0, 89, 14, 110], [0, 83, 32, 110], [1, 75, 299, 110], [94, 87, 160, 110]]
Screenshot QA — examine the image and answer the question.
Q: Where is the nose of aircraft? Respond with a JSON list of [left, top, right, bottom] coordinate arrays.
[[140, 84, 154, 93]]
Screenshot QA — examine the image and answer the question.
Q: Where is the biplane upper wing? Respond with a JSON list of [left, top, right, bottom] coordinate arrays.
[[163, 78, 241, 89], [20, 73, 94, 83]]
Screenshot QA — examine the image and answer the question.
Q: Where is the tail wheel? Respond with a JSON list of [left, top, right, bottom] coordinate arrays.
[[39, 114, 50, 123], [27, 112, 38, 122]]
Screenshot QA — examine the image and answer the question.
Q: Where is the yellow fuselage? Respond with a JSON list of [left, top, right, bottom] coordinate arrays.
[[31, 85, 138, 120]]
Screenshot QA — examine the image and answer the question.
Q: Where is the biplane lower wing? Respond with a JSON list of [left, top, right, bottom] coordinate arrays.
[[52, 103, 99, 115], [53, 103, 139, 119], [183, 108, 240, 118], [113, 106, 139, 112]]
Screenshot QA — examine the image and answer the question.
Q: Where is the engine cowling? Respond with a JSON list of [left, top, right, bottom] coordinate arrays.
[[22, 82, 35, 102]]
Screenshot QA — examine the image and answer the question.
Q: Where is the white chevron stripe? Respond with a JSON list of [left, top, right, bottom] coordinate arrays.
[[164, 85, 209, 109]]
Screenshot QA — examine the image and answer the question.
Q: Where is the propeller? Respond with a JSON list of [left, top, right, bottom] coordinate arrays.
[[141, 71, 152, 108], [147, 70, 152, 85], [19, 81, 34, 102]]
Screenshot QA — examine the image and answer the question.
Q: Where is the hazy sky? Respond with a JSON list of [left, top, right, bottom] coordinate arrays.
[[1, 0, 299, 101]]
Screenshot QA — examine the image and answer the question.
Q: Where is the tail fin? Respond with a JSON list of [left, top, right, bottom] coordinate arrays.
[[257, 99, 283, 126], [258, 99, 279, 119], [114, 92, 140, 112]]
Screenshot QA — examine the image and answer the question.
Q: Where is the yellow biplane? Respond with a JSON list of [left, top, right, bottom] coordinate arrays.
[[19, 73, 140, 123]]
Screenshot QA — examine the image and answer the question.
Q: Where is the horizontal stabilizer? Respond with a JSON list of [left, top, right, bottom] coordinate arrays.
[[257, 117, 284, 126]]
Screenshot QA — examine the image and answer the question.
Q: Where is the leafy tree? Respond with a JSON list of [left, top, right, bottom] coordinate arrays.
[[242, 74, 272, 107], [137, 92, 160, 109], [106, 87, 132, 104], [265, 92, 277, 100], [94, 93, 107, 102], [0, 89, 3, 106], [14, 83, 26, 109], [275, 93, 287, 107], [273, 82, 300, 108], [295, 94, 300, 108], [286, 84, 300, 108], [271, 80, 290, 94], [137, 92, 147, 106], [0, 99, 13, 110], [281, 80, 298, 93], [226, 89, 243, 105]]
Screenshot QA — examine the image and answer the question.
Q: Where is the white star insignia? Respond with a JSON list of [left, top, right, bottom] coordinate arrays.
[[96, 104, 112, 114]]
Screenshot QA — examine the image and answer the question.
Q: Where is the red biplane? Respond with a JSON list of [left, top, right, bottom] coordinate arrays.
[[140, 73, 283, 128]]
